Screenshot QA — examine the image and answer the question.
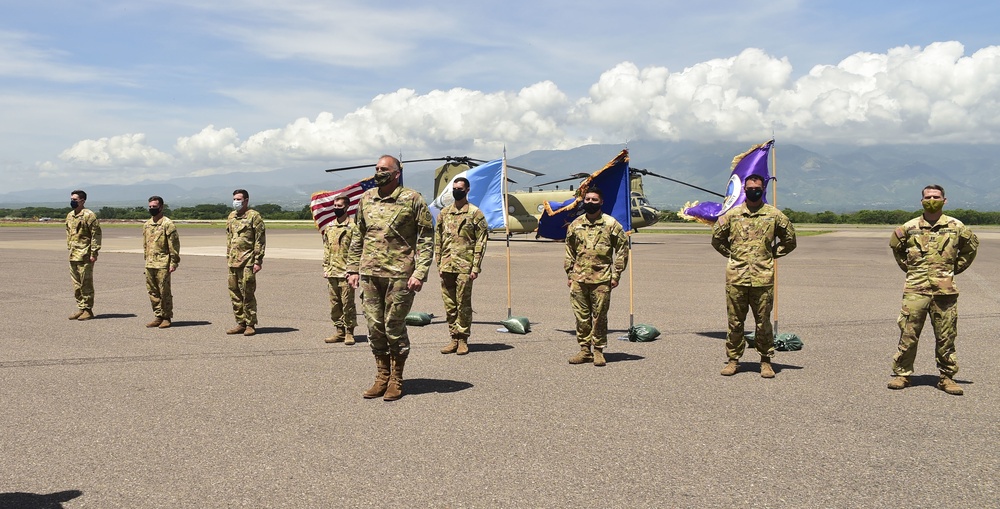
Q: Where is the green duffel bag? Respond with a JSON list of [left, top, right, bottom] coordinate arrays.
[[774, 332, 803, 351], [404, 312, 433, 326], [501, 316, 531, 334], [744, 331, 804, 351], [628, 324, 661, 342]]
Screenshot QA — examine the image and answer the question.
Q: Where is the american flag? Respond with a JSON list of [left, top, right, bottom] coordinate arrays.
[[310, 176, 377, 231]]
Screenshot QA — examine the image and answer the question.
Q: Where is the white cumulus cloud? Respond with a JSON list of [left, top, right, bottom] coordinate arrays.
[[60, 133, 173, 166], [46, 41, 1000, 183]]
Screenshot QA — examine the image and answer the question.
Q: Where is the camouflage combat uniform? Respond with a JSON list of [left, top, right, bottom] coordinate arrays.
[[347, 186, 434, 356], [323, 216, 357, 330], [143, 215, 181, 320], [226, 208, 266, 327], [434, 202, 488, 340], [564, 213, 629, 350], [711, 203, 796, 361], [66, 208, 102, 310], [889, 214, 978, 378]]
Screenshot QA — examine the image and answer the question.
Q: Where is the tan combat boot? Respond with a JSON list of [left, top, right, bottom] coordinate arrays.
[[344, 328, 356, 346], [441, 338, 460, 354], [362, 355, 391, 399], [887, 376, 910, 390], [456, 338, 469, 356], [77, 309, 94, 321], [383, 353, 407, 401], [720, 360, 739, 376], [158, 319, 171, 329], [937, 376, 964, 395], [146, 317, 163, 328], [226, 324, 246, 335], [760, 357, 775, 378], [324, 327, 345, 344], [69, 310, 84, 320], [243, 325, 256, 337], [593, 348, 606, 367], [568, 345, 594, 365]]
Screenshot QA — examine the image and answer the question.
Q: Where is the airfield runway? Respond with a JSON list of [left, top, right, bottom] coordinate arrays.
[[1, 225, 998, 508]]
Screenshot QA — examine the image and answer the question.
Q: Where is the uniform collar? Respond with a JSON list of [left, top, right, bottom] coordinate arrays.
[[918, 214, 949, 229], [375, 185, 405, 202], [738, 202, 768, 216]]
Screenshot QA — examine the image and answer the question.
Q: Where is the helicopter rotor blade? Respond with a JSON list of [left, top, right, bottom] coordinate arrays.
[[534, 172, 590, 187], [325, 156, 480, 173], [632, 168, 725, 198], [467, 158, 545, 177], [325, 163, 377, 173], [325, 155, 545, 180]]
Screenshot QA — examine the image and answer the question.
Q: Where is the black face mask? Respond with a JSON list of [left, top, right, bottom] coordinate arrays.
[[70, 200, 79, 209], [452, 189, 468, 201], [332, 207, 347, 218], [745, 188, 764, 202], [582, 202, 602, 214], [148, 208, 160, 216]]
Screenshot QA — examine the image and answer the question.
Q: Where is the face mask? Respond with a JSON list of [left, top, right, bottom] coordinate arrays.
[[148, 208, 160, 216], [70, 200, 79, 209], [233, 200, 243, 210], [582, 202, 601, 214], [333, 207, 347, 218], [452, 189, 468, 201], [374, 170, 394, 186], [745, 188, 764, 202], [922, 198, 944, 213]]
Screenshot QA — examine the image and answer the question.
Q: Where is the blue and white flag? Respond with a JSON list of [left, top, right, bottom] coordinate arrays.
[[429, 158, 506, 230]]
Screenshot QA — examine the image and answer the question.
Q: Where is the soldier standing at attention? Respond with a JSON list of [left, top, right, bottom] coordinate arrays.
[[66, 189, 102, 321], [887, 184, 978, 395], [322, 195, 358, 345], [712, 174, 796, 378], [226, 189, 266, 337], [143, 195, 180, 329], [347, 155, 434, 401], [564, 187, 629, 367], [435, 177, 489, 356]]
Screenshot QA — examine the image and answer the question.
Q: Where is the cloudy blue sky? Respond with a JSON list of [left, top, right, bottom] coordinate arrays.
[[1, 0, 998, 192]]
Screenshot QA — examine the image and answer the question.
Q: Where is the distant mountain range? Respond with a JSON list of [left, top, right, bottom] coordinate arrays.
[[4, 140, 999, 212]]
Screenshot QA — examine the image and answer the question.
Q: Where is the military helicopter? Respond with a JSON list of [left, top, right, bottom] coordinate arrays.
[[325, 155, 719, 235]]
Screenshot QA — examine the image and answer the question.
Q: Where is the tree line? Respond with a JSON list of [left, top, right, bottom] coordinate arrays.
[[0, 204, 313, 221], [4, 204, 1000, 225], [656, 208, 1000, 225]]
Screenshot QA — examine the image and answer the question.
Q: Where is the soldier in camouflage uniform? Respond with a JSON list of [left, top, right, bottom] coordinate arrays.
[[711, 174, 796, 378], [347, 155, 434, 401], [435, 177, 489, 356], [66, 189, 102, 321], [564, 188, 629, 367], [225, 189, 266, 337], [322, 195, 358, 345], [887, 185, 978, 395], [143, 195, 180, 329]]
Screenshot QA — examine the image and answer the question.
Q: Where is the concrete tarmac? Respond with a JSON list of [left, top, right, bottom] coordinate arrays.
[[1, 225, 998, 508]]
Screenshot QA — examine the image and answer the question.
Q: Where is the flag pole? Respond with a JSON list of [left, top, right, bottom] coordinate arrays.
[[628, 234, 634, 330], [771, 140, 779, 337], [503, 147, 512, 319]]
